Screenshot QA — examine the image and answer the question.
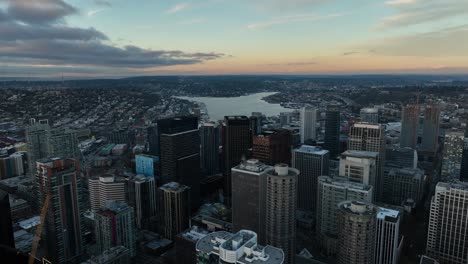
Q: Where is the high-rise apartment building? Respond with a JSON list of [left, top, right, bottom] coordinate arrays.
[[223, 116, 251, 204], [265, 164, 298, 264], [26, 119, 51, 174], [441, 131, 465, 180], [337, 201, 377, 264], [195, 230, 284, 264], [300, 106, 317, 144], [339, 150, 378, 186], [316, 176, 373, 255], [95, 201, 136, 257], [200, 122, 220, 176], [292, 145, 329, 212], [0, 190, 14, 248], [280, 112, 294, 127], [158, 116, 200, 207], [48, 127, 80, 160], [325, 104, 341, 157], [400, 104, 420, 149], [348, 123, 386, 201], [421, 105, 441, 152], [375, 207, 402, 264], [26, 119, 80, 175], [252, 129, 291, 165], [382, 167, 425, 206], [158, 182, 191, 240], [426, 181, 468, 264], [36, 158, 84, 264], [126, 175, 157, 229], [231, 159, 270, 243], [89, 175, 126, 212], [360, 108, 379, 124]]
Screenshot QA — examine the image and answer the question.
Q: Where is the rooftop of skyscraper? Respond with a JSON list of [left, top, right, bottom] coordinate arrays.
[[160, 181, 190, 192], [232, 159, 271, 174], [196, 230, 284, 264], [341, 150, 378, 159], [294, 145, 329, 155], [339, 201, 376, 216], [353, 123, 382, 129], [377, 207, 400, 221]]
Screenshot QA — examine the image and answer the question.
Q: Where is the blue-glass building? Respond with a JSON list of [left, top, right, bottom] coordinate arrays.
[[135, 154, 159, 177]]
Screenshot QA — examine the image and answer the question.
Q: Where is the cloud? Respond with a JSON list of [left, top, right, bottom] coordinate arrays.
[[4, 0, 78, 25], [0, 0, 224, 76], [343, 51, 359, 56], [364, 25, 468, 57], [87, 9, 104, 17], [0, 40, 224, 68], [248, 13, 342, 30], [0, 23, 108, 41], [378, 0, 468, 29], [166, 3, 189, 14]]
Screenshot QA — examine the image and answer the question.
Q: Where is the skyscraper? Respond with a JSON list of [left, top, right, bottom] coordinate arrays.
[[265, 164, 298, 264], [231, 159, 270, 243], [316, 176, 373, 255], [324, 104, 341, 157], [223, 116, 251, 204], [126, 175, 157, 230], [400, 104, 420, 149], [200, 122, 220, 176], [339, 150, 378, 186], [158, 182, 191, 240], [300, 106, 317, 144], [337, 201, 377, 264], [36, 158, 84, 264], [48, 127, 80, 160], [385, 146, 418, 169], [460, 135, 468, 181], [26, 119, 80, 175], [375, 207, 402, 264], [135, 154, 158, 177], [441, 130, 465, 180], [280, 112, 294, 127], [95, 201, 136, 257], [382, 167, 425, 206], [348, 123, 386, 201], [158, 116, 200, 207], [252, 129, 292, 165], [0, 190, 14, 248], [292, 145, 329, 212], [26, 119, 50, 174], [421, 105, 441, 152], [360, 108, 379, 124], [426, 181, 468, 263], [88, 175, 126, 212]]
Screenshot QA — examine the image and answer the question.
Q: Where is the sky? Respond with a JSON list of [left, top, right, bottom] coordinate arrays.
[[0, 0, 468, 78]]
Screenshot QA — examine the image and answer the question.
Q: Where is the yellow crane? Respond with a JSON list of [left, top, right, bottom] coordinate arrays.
[[28, 194, 51, 264]]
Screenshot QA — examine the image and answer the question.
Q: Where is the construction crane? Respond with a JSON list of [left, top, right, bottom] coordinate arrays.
[[28, 194, 51, 264]]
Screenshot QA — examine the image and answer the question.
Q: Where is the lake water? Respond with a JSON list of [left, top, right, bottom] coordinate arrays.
[[176, 92, 289, 121]]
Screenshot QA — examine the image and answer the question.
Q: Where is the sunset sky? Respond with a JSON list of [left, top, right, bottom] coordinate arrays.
[[1, 0, 468, 77]]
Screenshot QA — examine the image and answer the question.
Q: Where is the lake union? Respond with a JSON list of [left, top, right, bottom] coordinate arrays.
[[176, 92, 290, 121]]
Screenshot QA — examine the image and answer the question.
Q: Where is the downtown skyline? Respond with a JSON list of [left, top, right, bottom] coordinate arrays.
[[1, 0, 468, 78]]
